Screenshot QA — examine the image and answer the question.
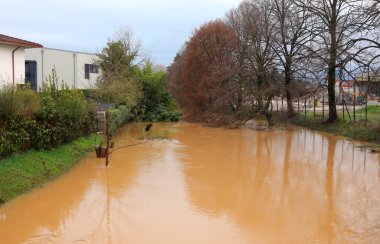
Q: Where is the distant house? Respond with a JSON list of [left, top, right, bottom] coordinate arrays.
[[25, 48, 100, 91], [335, 80, 362, 104], [0, 34, 42, 86], [335, 80, 359, 94], [356, 71, 380, 97]]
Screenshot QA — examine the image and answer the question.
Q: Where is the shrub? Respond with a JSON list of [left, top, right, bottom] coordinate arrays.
[[0, 116, 36, 156], [133, 62, 182, 122], [106, 105, 131, 136], [36, 69, 95, 146], [0, 85, 40, 119], [0, 69, 96, 157]]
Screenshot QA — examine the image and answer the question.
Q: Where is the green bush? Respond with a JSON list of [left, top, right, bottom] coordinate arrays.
[[35, 69, 95, 147], [0, 85, 40, 119], [133, 62, 182, 122], [0, 116, 37, 156], [143, 104, 182, 122], [0, 69, 96, 157], [106, 105, 131, 136]]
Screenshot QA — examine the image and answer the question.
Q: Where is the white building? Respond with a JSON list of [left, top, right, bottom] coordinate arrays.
[[0, 34, 42, 86], [25, 48, 100, 91]]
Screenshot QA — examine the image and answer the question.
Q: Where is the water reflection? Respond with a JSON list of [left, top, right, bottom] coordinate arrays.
[[177, 125, 380, 243], [0, 123, 379, 243]]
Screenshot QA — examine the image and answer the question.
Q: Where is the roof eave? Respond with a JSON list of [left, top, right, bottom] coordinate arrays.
[[0, 40, 43, 48]]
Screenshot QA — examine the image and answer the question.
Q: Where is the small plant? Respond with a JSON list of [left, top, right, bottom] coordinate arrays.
[[0, 84, 40, 119]]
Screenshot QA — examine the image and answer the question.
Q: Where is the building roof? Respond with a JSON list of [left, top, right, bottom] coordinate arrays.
[[0, 34, 43, 48], [34, 47, 97, 56]]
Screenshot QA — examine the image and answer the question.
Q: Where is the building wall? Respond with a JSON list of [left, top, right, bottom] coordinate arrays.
[[25, 48, 99, 91], [76, 52, 99, 89], [0, 43, 26, 86]]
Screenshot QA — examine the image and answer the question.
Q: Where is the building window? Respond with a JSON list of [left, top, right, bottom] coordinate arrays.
[[85, 64, 99, 79], [90, 65, 99, 73]]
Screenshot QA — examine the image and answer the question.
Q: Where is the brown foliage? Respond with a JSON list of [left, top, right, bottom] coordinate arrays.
[[167, 20, 238, 119]]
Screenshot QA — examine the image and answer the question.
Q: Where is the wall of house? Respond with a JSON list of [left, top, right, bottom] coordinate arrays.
[[0, 43, 26, 86], [75, 52, 99, 89], [25, 48, 99, 91]]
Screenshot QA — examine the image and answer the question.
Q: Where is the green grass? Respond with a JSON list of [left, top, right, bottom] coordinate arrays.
[[300, 105, 380, 127], [290, 116, 380, 145], [356, 105, 380, 114], [354, 105, 380, 123], [0, 134, 100, 204]]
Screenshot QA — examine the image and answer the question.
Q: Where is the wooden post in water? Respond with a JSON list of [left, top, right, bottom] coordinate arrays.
[[105, 120, 110, 167]]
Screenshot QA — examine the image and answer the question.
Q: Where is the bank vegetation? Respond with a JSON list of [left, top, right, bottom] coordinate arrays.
[[167, 0, 380, 126], [0, 27, 180, 203]]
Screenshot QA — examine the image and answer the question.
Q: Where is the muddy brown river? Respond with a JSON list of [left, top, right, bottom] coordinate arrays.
[[0, 123, 380, 243]]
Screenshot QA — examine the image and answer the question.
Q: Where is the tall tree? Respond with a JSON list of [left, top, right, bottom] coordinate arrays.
[[167, 20, 238, 119], [226, 0, 279, 125], [96, 27, 143, 107], [269, 0, 312, 117], [296, 0, 374, 122]]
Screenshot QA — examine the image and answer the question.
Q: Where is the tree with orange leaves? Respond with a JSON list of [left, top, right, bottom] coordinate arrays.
[[168, 20, 239, 120]]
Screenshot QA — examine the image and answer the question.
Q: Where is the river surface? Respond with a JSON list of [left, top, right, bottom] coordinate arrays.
[[0, 123, 380, 243]]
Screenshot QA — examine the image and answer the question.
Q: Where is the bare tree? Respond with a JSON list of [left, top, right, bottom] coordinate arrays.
[[269, 0, 313, 117], [226, 0, 279, 125], [96, 27, 145, 106], [296, 0, 375, 122]]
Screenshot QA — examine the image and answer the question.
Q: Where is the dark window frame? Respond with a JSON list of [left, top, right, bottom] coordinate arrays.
[[84, 64, 99, 79]]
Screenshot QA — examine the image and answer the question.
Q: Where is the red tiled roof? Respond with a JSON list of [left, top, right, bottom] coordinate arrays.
[[0, 34, 43, 48]]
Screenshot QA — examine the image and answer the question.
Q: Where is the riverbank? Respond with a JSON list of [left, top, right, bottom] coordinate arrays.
[[289, 116, 380, 147], [199, 110, 380, 148], [0, 134, 100, 205]]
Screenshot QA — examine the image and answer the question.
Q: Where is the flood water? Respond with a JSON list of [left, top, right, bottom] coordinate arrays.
[[1, 123, 380, 243]]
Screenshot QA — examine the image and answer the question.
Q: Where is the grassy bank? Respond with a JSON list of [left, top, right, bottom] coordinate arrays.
[[0, 134, 100, 205], [290, 116, 380, 145]]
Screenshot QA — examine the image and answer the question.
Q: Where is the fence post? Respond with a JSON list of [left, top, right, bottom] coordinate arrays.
[[342, 99, 345, 122], [365, 93, 368, 122], [298, 99, 300, 114], [277, 99, 279, 111], [304, 97, 307, 117], [353, 84, 356, 123], [322, 93, 325, 119], [281, 96, 284, 112]]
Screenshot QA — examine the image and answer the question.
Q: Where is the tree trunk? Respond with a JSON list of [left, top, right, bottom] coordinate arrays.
[[327, 1, 338, 123], [327, 69, 337, 122], [236, 89, 243, 110], [264, 112, 275, 127], [284, 65, 295, 117], [264, 94, 274, 127]]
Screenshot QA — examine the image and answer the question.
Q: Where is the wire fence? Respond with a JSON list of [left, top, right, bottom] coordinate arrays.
[[272, 93, 380, 126]]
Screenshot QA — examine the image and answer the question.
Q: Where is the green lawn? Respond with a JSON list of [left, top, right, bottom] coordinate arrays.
[[355, 105, 380, 123], [290, 111, 380, 145], [298, 105, 380, 126], [0, 134, 100, 204]]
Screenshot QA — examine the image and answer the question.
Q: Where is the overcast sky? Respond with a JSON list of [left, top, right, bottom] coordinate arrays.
[[1, 0, 241, 66]]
